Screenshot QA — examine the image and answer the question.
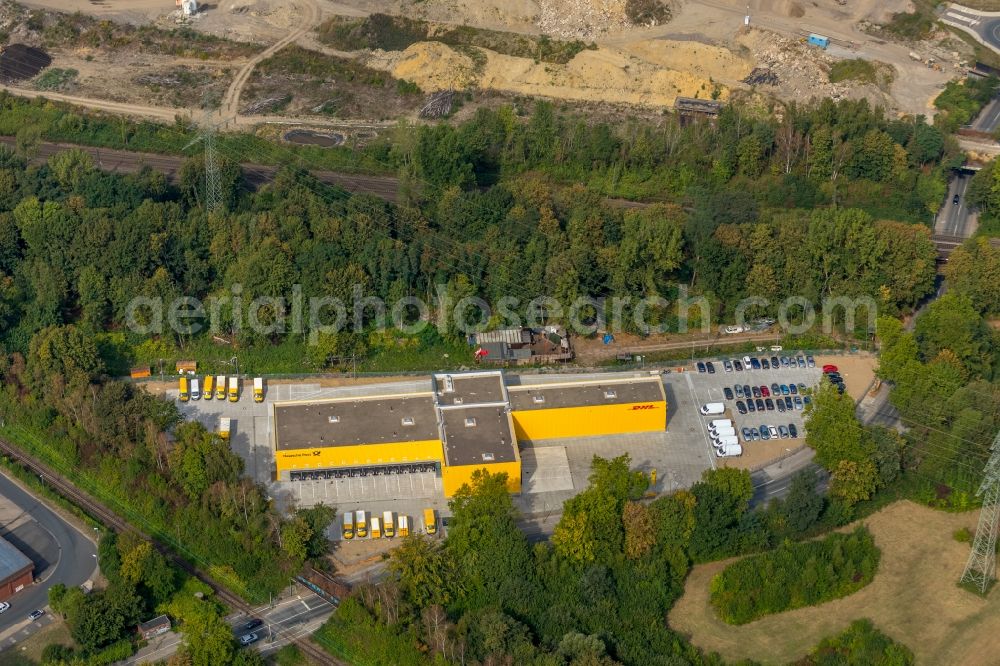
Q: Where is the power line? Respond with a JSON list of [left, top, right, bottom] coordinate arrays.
[[960, 430, 1000, 594]]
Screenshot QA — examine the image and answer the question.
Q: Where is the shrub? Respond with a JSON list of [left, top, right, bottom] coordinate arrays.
[[953, 526, 972, 543], [710, 526, 880, 624], [803, 618, 914, 665], [828, 59, 877, 85]]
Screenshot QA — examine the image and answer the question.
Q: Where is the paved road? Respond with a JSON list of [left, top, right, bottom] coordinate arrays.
[[973, 95, 1000, 133], [127, 586, 335, 665], [935, 174, 975, 237], [749, 447, 827, 506], [0, 472, 97, 650], [942, 5, 1000, 52]]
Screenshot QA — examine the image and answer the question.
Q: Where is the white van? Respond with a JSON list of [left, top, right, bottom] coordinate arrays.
[[708, 419, 733, 430], [190, 378, 201, 400], [714, 435, 739, 448], [716, 443, 743, 457], [710, 427, 736, 440], [700, 402, 725, 416]]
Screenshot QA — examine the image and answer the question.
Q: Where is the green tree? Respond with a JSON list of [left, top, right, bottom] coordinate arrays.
[[780, 468, 824, 534], [806, 381, 871, 468], [831, 459, 878, 506], [914, 293, 992, 378], [48, 148, 94, 190], [168, 421, 243, 499], [179, 605, 236, 666], [28, 324, 104, 390], [389, 535, 456, 608]]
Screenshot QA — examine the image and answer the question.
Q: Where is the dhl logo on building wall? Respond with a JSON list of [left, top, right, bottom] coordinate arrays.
[[631, 404, 657, 410]]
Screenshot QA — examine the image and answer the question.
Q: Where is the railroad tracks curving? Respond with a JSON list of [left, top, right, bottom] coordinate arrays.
[[0, 437, 342, 665]]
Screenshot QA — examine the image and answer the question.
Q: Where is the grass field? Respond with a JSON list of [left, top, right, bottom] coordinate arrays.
[[668, 501, 1000, 664]]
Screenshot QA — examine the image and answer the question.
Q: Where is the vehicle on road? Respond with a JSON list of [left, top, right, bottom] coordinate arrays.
[[28, 610, 43, 621], [0, 602, 9, 614], [240, 619, 263, 632], [239, 632, 259, 646], [954, 194, 960, 205], [700, 402, 725, 415]]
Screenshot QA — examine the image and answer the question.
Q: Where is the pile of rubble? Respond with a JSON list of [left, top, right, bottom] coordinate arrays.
[[743, 67, 779, 85], [536, 0, 630, 39], [745, 31, 861, 103], [420, 89, 454, 118]]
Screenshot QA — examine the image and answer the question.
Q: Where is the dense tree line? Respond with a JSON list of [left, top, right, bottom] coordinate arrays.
[[709, 527, 879, 625], [800, 618, 913, 666], [317, 459, 850, 666]]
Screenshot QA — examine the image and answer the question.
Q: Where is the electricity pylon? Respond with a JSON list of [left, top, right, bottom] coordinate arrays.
[[960, 430, 1000, 594], [183, 106, 224, 212]]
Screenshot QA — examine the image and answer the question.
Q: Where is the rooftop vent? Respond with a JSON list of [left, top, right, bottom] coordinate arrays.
[[482, 452, 495, 462], [401, 416, 415, 426], [465, 417, 477, 428], [444, 375, 455, 393], [328, 415, 340, 423], [532, 395, 546, 404], [604, 390, 618, 399], [453, 397, 464, 405]]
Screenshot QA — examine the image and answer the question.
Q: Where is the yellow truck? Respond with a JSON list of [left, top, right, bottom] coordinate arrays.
[[215, 375, 226, 400], [228, 376, 239, 402], [370, 517, 382, 539], [178, 377, 189, 402], [342, 511, 354, 540], [398, 515, 409, 537], [203, 375, 214, 400], [253, 377, 264, 403], [424, 508, 436, 535], [219, 417, 231, 440], [383, 511, 395, 538], [355, 510, 368, 538]]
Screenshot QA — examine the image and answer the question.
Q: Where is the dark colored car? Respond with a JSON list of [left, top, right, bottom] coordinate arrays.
[[797, 382, 807, 393], [784, 396, 793, 410], [706, 361, 715, 374], [724, 387, 734, 400], [771, 382, 780, 394], [789, 383, 797, 395], [761, 385, 770, 397], [697, 361, 706, 373], [803, 395, 812, 406], [752, 386, 761, 398], [953, 194, 960, 205], [736, 400, 748, 414], [750, 357, 762, 370], [806, 355, 816, 368], [778, 425, 789, 439], [734, 359, 743, 371], [746, 399, 756, 413], [743, 384, 752, 398], [789, 423, 798, 438], [835, 383, 846, 394], [771, 356, 780, 368], [797, 356, 806, 368], [780, 384, 790, 396], [760, 425, 770, 440], [761, 358, 770, 370], [241, 619, 264, 633], [742, 427, 754, 442], [755, 398, 765, 411], [776, 398, 785, 412], [764, 398, 774, 411], [781, 356, 791, 367]]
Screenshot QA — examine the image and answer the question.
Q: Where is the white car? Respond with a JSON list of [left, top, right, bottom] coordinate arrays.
[[724, 325, 744, 335], [239, 632, 259, 646], [0, 602, 9, 614]]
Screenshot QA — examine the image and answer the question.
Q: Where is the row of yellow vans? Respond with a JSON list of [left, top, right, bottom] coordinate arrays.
[[178, 376, 265, 403], [342, 508, 437, 540]]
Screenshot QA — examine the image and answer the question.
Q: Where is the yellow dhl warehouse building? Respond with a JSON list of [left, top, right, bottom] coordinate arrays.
[[271, 371, 666, 496]]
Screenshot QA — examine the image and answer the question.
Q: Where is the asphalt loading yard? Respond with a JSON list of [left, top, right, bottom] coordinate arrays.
[[168, 358, 824, 545]]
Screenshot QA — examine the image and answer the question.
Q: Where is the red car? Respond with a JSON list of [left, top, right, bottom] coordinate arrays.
[[760, 386, 770, 397], [822, 365, 838, 374]]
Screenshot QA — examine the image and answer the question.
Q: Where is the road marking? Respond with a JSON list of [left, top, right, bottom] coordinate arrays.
[[684, 372, 717, 470]]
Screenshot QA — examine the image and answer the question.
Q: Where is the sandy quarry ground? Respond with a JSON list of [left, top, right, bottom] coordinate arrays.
[[669, 501, 1000, 664]]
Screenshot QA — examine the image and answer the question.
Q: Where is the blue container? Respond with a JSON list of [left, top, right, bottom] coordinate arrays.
[[807, 33, 830, 49]]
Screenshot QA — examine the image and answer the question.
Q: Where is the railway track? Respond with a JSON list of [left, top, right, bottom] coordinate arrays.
[[0, 437, 341, 666]]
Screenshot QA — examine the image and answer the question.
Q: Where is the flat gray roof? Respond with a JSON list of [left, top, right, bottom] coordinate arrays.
[[274, 395, 439, 450], [508, 378, 664, 411], [0, 535, 31, 581], [434, 372, 506, 405], [441, 405, 518, 467]]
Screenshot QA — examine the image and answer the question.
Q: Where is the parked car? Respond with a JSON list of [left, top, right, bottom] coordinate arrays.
[[706, 361, 715, 374], [742, 427, 754, 442], [723, 359, 733, 372], [751, 429, 761, 441], [806, 355, 816, 367], [823, 364, 838, 373], [755, 398, 765, 411], [780, 384, 790, 395], [239, 633, 260, 646], [803, 395, 812, 406], [788, 423, 798, 438], [0, 602, 9, 614], [796, 356, 806, 367], [764, 398, 774, 411], [776, 398, 785, 412], [768, 425, 779, 439], [834, 383, 846, 394], [761, 358, 770, 370], [770, 355, 780, 367], [794, 395, 803, 410], [28, 610, 44, 621], [752, 386, 761, 398], [759, 425, 770, 440], [778, 425, 789, 439], [724, 387, 734, 400], [736, 400, 748, 414], [771, 382, 780, 394], [746, 399, 756, 413], [780, 355, 791, 367], [696, 361, 706, 373], [734, 384, 744, 398], [724, 325, 744, 334], [789, 383, 797, 395], [742, 355, 753, 367], [784, 396, 793, 410], [797, 382, 807, 393], [750, 357, 762, 370], [733, 359, 744, 371], [760, 385, 770, 397]]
